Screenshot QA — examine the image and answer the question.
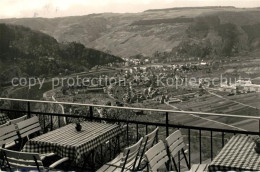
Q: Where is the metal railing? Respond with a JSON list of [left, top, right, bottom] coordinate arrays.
[[0, 97, 260, 169]]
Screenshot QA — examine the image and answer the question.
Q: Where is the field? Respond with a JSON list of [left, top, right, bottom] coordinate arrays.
[[174, 91, 260, 131]]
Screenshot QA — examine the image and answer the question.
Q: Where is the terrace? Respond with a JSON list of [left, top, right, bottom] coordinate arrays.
[[0, 97, 260, 171]]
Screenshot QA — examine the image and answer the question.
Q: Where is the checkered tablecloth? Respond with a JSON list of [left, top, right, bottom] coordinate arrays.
[[0, 113, 9, 125], [22, 121, 125, 165], [208, 135, 260, 171]]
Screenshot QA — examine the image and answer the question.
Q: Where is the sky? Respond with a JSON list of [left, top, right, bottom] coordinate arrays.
[[1, 0, 260, 19]]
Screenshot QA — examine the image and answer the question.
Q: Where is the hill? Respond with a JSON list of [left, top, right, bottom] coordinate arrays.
[[1, 7, 260, 60], [0, 24, 123, 86]]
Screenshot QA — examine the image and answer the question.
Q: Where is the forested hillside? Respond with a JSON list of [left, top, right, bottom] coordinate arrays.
[[0, 24, 123, 86]]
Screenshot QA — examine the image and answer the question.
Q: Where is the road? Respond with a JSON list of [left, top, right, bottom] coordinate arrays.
[[205, 88, 259, 131], [165, 102, 245, 131], [206, 88, 259, 110]]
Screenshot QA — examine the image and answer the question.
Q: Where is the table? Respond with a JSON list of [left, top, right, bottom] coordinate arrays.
[[208, 135, 260, 171], [22, 121, 125, 166], [0, 113, 9, 125]]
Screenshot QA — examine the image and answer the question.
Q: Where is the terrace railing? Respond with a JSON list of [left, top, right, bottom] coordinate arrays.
[[0, 97, 260, 169]]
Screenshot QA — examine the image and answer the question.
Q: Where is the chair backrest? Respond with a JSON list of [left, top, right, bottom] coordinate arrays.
[[137, 127, 159, 169], [0, 113, 10, 123], [120, 137, 143, 170], [9, 115, 27, 125], [165, 130, 185, 158], [0, 122, 9, 128], [145, 140, 169, 171], [0, 124, 19, 147], [142, 127, 159, 152], [1, 148, 44, 171], [17, 116, 41, 138]]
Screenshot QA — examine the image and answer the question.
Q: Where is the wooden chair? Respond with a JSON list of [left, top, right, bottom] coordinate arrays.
[[9, 115, 27, 125], [0, 124, 20, 169], [0, 122, 9, 128], [0, 124, 19, 149], [190, 164, 209, 172], [145, 140, 169, 171], [0, 113, 10, 126], [165, 130, 190, 172], [16, 116, 41, 140], [16, 116, 57, 161], [1, 148, 68, 172], [136, 127, 159, 170], [97, 137, 143, 172]]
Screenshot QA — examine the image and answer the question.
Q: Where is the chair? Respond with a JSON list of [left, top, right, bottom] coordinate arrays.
[[145, 140, 169, 171], [9, 115, 27, 125], [165, 130, 190, 172], [190, 164, 209, 172], [16, 116, 41, 139], [0, 124, 20, 169], [0, 124, 19, 149], [0, 113, 10, 126], [97, 137, 143, 172], [0, 122, 9, 128], [16, 116, 58, 161], [136, 127, 159, 170], [1, 148, 68, 172]]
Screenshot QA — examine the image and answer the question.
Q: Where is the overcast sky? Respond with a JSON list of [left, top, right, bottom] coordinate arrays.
[[1, 0, 260, 19]]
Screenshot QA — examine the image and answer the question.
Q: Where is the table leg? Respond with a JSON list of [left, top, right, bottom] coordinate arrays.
[[83, 151, 92, 170], [100, 144, 103, 163], [91, 149, 95, 171], [113, 138, 116, 157], [117, 135, 120, 153]]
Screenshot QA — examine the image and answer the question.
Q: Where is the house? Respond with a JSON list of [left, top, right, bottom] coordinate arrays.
[[236, 79, 252, 86], [200, 61, 207, 66]]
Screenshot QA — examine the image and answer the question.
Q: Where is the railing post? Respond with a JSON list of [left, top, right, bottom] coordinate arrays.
[[43, 116, 46, 133], [210, 130, 213, 161], [127, 123, 129, 146], [222, 132, 225, 148], [27, 102, 31, 118], [89, 106, 93, 121], [136, 123, 139, 142], [188, 129, 191, 169], [166, 112, 169, 137], [199, 130, 202, 164], [50, 115, 53, 131], [259, 119, 260, 135]]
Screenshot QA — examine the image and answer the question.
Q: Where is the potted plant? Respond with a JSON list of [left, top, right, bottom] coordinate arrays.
[[75, 119, 82, 132]]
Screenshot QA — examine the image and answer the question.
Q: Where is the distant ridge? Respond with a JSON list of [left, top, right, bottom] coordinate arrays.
[[145, 6, 236, 12], [1, 7, 260, 59]]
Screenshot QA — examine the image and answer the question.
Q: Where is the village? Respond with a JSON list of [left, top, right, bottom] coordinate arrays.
[[50, 57, 260, 124]]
